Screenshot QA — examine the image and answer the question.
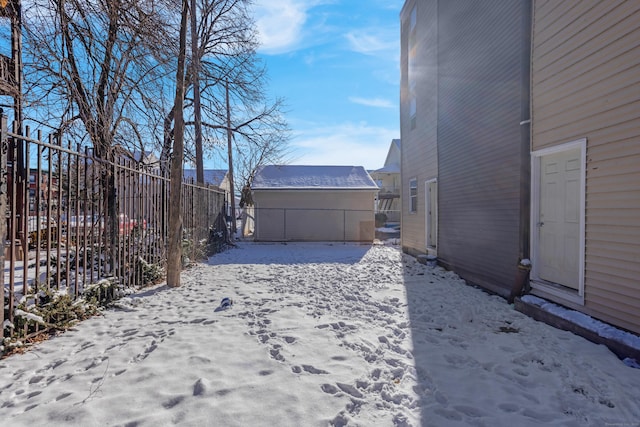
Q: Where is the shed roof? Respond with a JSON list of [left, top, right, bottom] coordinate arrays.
[[252, 165, 378, 190]]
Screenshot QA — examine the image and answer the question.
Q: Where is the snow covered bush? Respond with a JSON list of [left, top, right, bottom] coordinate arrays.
[[134, 257, 163, 286], [1, 289, 101, 358], [82, 277, 122, 306]]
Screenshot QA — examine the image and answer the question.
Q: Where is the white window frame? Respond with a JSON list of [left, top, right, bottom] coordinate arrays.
[[530, 138, 586, 306], [409, 178, 417, 213]]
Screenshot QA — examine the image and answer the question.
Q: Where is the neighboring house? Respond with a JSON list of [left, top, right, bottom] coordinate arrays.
[[183, 169, 231, 194], [370, 139, 401, 222], [400, 0, 531, 295], [251, 165, 378, 242], [528, 0, 640, 335], [183, 169, 231, 219], [131, 150, 160, 172], [21, 168, 60, 215], [401, 0, 640, 336]]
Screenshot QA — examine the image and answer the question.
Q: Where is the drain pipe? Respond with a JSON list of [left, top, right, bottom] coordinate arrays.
[[510, 0, 533, 303]]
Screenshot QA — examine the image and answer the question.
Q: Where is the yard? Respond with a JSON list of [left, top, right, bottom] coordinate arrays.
[[0, 242, 639, 426]]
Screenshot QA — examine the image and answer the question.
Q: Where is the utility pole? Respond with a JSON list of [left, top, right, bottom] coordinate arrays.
[[190, 0, 206, 245], [225, 80, 236, 234], [190, 0, 203, 186]]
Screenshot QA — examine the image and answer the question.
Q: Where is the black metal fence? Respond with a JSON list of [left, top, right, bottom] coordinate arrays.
[[1, 116, 227, 345]]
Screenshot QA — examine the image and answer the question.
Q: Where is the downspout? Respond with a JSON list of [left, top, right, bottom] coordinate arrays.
[[510, 0, 533, 303]]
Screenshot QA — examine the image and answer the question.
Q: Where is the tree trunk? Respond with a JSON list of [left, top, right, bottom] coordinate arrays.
[[166, 0, 189, 287]]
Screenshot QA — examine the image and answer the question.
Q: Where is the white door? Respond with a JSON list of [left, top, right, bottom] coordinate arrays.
[[538, 148, 581, 289], [425, 179, 437, 250]]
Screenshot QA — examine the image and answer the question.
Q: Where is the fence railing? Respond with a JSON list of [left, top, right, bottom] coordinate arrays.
[[1, 117, 227, 345]]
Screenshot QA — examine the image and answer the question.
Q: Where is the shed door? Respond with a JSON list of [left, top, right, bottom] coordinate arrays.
[[538, 148, 581, 289]]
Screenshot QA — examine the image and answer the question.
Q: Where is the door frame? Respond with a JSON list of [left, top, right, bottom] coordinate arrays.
[[530, 138, 586, 305], [425, 178, 437, 253]]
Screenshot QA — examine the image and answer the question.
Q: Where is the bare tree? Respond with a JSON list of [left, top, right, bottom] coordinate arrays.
[[160, 0, 290, 217], [24, 0, 176, 150], [22, 0, 178, 262], [234, 119, 291, 195]]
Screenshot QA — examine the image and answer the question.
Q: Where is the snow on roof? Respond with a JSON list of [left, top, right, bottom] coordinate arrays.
[[372, 164, 400, 174], [371, 139, 401, 174], [132, 150, 158, 164], [252, 165, 378, 190], [183, 169, 227, 186]]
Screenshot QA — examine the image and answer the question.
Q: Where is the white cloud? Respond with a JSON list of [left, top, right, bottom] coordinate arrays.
[[253, 0, 313, 54], [348, 96, 396, 109], [345, 29, 397, 56], [289, 122, 399, 170]]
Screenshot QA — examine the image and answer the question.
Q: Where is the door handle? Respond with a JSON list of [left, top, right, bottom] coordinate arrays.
[[537, 222, 544, 227]]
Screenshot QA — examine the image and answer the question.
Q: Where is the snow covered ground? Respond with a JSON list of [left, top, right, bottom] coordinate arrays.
[[1, 242, 639, 426]]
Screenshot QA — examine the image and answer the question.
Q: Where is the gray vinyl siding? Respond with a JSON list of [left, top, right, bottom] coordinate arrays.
[[437, 0, 531, 296], [400, 0, 438, 255], [531, 0, 640, 334]]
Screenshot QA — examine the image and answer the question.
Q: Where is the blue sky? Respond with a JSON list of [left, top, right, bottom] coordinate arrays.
[[248, 0, 403, 171]]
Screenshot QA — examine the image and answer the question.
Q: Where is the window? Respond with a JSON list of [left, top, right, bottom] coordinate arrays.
[[405, 4, 418, 131], [409, 93, 417, 130], [409, 78, 417, 130], [409, 178, 417, 213], [410, 5, 417, 34], [409, 5, 418, 55]]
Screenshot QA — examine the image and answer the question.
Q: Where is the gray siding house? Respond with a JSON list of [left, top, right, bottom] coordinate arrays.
[[400, 0, 532, 297]]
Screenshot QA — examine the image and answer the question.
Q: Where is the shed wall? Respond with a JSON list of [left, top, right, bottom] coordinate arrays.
[[252, 190, 375, 242]]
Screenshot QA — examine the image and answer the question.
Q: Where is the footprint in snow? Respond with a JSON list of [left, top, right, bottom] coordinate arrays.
[[269, 348, 285, 362], [336, 383, 364, 399], [321, 383, 339, 394], [301, 365, 329, 375]]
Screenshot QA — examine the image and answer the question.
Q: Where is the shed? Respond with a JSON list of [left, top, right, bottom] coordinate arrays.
[[251, 165, 378, 242]]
